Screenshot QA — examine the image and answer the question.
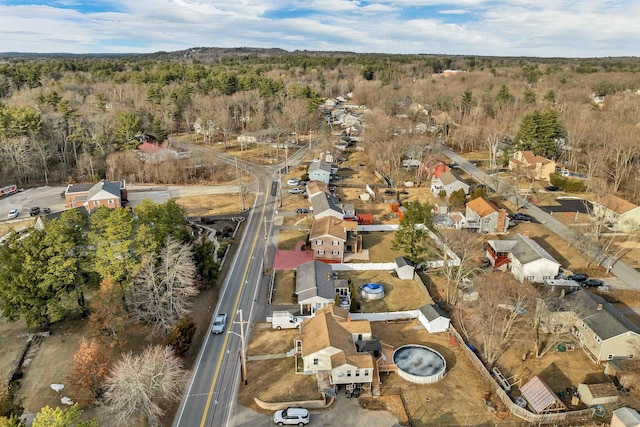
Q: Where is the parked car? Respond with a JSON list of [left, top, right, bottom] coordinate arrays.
[[567, 273, 588, 282], [8, 209, 19, 219], [296, 208, 309, 215], [545, 185, 561, 192], [42, 207, 51, 214], [510, 213, 533, 222], [582, 278, 604, 288], [29, 207, 41, 217], [287, 178, 299, 186], [288, 187, 305, 195], [273, 407, 309, 426], [211, 313, 228, 334]]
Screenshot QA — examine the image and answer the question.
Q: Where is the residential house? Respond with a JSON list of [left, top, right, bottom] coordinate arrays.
[[418, 304, 450, 333], [296, 260, 349, 314], [591, 194, 640, 232], [308, 161, 333, 184], [298, 306, 374, 388], [310, 192, 344, 220], [430, 171, 470, 197], [306, 180, 329, 199], [64, 179, 127, 212], [565, 290, 640, 362], [486, 233, 561, 283], [425, 162, 451, 179], [432, 198, 448, 215], [465, 197, 508, 234], [394, 257, 415, 280], [237, 129, 272, 144], [310, 216, 359, 263], [508, 150, 556, 182]]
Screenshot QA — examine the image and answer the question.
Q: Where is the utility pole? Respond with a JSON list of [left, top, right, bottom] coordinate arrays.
[[229, 310, 249, 385], [278, 168, 283, 208]]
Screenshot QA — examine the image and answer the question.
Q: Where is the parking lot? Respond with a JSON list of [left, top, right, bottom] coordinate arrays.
[[1, 186, 67, 221]]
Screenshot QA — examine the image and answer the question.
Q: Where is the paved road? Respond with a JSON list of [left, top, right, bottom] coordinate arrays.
[[438, 146, 640, 291]]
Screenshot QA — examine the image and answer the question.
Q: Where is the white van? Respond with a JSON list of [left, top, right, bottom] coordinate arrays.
[[271, 311, 302, 330], [273, 407, 309, 426]]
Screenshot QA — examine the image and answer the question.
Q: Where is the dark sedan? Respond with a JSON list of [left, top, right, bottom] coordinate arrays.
[[567, 273, 588, 282], [581, 278, 604, 288]]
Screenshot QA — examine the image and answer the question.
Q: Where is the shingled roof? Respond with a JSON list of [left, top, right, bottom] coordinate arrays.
[[565, 290, 640, 340]]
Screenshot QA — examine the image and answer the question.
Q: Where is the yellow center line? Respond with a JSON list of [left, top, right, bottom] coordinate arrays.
[[199, 188, 268, 427]]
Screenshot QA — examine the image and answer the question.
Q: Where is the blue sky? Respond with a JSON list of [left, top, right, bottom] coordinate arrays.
[[1, 0, 639, 57]]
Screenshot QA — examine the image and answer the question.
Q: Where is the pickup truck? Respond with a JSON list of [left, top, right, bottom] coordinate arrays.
[[211, 313, 228, 334]]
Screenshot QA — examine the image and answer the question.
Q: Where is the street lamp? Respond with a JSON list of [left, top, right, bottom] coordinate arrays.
[[228, 310, 249, 385]]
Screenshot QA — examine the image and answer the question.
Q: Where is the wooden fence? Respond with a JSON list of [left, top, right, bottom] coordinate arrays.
[[448, 326, 595, 424]]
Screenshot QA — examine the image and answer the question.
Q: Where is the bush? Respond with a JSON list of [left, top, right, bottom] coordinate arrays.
[[549, 173, 585, 192], [164, 316, 196, 357]]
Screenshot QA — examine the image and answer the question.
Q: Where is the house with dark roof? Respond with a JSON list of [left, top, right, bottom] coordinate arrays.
[[564, 290, 640, 362], [418, 304, 450, 333], [486, 233, 561, 283], [298, 306, 374, 388], [63, 179, 127, 212], [310, 192, 344, 220], [430, 171, 469, 197], [465, 197, 508, 234], [295, 260, 349, 314]]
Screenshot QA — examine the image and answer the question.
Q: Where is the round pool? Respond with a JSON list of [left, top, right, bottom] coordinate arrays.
[[361, 283, 385, 300], [392, 345, 446, 384]]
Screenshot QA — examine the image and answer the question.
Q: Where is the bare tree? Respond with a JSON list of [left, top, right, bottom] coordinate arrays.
[[436, 229, 479, 305], [533, 295, 584, 359], [467, 272, 535, 367], [102, 345, 186, 427], [129, 238, 198, 335]]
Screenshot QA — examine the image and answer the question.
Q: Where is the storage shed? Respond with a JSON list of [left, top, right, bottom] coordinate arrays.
[[520, 376, 567, 414], [394, 256, 415, 280], [577, 382, 618, 406], [418, 304, 450, 333], [611, 407, 640, 427]]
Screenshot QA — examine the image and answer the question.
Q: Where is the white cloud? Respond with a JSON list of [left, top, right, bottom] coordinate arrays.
[[438, 9, 469, 14]]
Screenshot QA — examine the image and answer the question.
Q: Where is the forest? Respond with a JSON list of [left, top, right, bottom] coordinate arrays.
[[1, 49, 640, 204]]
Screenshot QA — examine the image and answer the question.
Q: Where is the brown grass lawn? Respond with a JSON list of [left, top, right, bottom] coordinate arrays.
[[273, 270, 296, 305], [246, 325, 296, 356], [359, 231, 405, 263], [277, 229, 308, 251], [0, 318, 30, 384], [175, 193, 256, 216], [0, 218, 34, 238], [349, 271, 431, 312]]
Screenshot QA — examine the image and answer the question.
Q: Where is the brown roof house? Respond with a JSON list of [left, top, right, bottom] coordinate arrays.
[[63, 179, 127, 212], [430, 171, 470, 197], [295, 260, 350, 315], [297, 306, 374, 388], [508, 150, 556, 182], [310, 217, 359, 263], [465, 197, 508, 234], [591, 194, 640, 232]]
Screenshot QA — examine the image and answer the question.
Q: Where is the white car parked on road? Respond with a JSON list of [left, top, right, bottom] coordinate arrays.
[[8, 208, 19, 218], [287, 178, 299, 186]]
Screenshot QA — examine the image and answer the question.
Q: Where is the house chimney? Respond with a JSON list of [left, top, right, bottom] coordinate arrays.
[[347, 315, 351, 322], [597, 304, 603, 311], [522, 230, 530, 238]]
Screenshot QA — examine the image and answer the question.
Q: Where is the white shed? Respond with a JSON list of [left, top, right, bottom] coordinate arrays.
[[611, 407, 640, 427], [418, 304, 450, 333], [394, 256, 415, 280], [577, 382, 618, 407]]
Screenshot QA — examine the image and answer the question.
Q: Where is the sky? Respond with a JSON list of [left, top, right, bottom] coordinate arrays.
[[1, 0, 639, 57]]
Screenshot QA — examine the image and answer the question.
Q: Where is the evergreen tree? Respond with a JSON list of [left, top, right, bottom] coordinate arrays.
[[515, 109, 564, 159], [391, 200, 433, 263]]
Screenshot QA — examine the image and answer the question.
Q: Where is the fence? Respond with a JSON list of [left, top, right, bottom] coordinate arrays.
[[348, 310, 418, 322], [267, 270, 276, 304], [448, 327, 595, 424], [331, 262, 396, 271]]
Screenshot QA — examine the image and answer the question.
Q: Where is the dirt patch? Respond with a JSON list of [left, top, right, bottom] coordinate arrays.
[[359, 395, 409, 425], [0, 219, 34, 238], [175, 193, 255, 217], [0, 318, 31, 385], [246, 325, 296, 356]]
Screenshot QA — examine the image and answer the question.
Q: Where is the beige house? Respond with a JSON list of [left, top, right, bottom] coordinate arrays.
[[297, 306, 374, 387], [556, 291, 640, 363], [591, 194, 640, 231], [310, 216, 359, 263], [509, 150, 556, 182], [430, 171, 470, 197], [465, 197, 508, 234]]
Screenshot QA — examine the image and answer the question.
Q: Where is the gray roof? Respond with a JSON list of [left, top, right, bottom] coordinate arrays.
[[565, 290, 640, 340], [438, 171, 465, 186], [87, 179, 121, 201], [310, 192, 343, 216], [490, 234, 559, 265], [395, 256, 413, 268], [65, 183, 95, 194], [420, 304, 448, 322], [309, 161, 332, 173], [296, 260, 335, 302]]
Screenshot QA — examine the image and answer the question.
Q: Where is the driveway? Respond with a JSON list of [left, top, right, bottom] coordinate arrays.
[[540, 197, 591, 214], [231, 394, 401, 427]]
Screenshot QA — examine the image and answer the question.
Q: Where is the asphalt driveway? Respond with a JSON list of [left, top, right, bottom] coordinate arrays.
[[540, 197, 592, 214]]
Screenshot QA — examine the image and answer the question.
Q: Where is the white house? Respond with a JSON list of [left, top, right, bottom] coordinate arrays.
[[298, 306, 374, 387], [295, 260, 336, 314], [431, 171, 470, 197], [308, 161, 333, 184], [486, 233, 561, 283], [591, 194, 640, 232], [310, 192, 344, 220], [418, 304, 450, 333]]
